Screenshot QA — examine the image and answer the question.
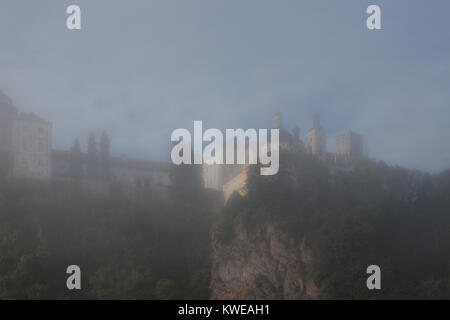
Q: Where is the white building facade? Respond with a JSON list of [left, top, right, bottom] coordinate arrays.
[[11, 113, 52, 180]]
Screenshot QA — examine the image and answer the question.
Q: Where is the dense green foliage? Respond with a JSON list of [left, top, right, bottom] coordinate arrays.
[[2, 147, 450, 300], [217, 149, 450, 299], [0, 165, 214, 299]]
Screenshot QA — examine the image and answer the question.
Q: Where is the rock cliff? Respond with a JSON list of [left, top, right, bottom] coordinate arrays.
[[210, 221, 318, 300]]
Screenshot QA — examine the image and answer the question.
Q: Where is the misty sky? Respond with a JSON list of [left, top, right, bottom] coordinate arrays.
[[1, 0, 449, 172]]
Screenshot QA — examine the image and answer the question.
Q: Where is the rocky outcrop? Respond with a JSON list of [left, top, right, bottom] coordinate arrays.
[[210, 221, 318, 300]]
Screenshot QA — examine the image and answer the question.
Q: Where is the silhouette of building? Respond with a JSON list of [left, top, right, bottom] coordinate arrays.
[[336, 131, 363, 158], [0, 91, 52, 180], [11, 113, 52, 180], [203, 112, 365, 203], [0, 91, 17, 177], [306, 114, 327, 161], [274, 112, 282, 129], [3, 89, 368, 204], [204, 112, 306, 202], [52, 150, 172, 200], [1, 90, 172, 200]]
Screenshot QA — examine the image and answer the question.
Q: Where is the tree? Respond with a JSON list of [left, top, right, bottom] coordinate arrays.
[[86, 132, 98, 179], [170, 163, 203, 203], [69, 139, 83, 179], [99, 131, 111, 179], [169, 143, 204, 203], [154, 279, 177, 300]]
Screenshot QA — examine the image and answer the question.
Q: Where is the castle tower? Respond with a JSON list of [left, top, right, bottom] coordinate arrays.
[[313, 114, 320, 129], [292, 125, 300, 141], [336, 131, 363, 158], [307, 114, 326, 160], [274, 112, 282, 129]]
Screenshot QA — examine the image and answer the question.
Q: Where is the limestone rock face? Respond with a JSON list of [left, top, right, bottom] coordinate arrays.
[[210, 222, 318, 300]]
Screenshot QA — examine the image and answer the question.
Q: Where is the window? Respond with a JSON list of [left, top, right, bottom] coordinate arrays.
[[21, 158, 28, 168], [38, 127, 46, 137], [23, 140, 31, 152]]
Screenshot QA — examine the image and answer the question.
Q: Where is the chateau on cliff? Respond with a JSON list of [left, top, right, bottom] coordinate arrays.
[[203, 112, 365, 202], [2, 90, 365, 203]]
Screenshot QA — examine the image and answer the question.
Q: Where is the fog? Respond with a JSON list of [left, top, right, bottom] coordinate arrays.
[[1, 0, 449, 172]]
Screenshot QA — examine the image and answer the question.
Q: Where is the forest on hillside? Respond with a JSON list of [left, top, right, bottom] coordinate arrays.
[[1, 150, 450, 299], [0, 164, 214, 299], [217, 150, 450, 299]]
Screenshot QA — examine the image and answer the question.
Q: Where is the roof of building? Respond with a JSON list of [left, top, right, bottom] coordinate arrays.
[[111, 155, 172, 172], [52, 149, 172, 172], [17, 112, 52, 125], [0, 92, 17, 114], [0, 90, 13, 106]]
